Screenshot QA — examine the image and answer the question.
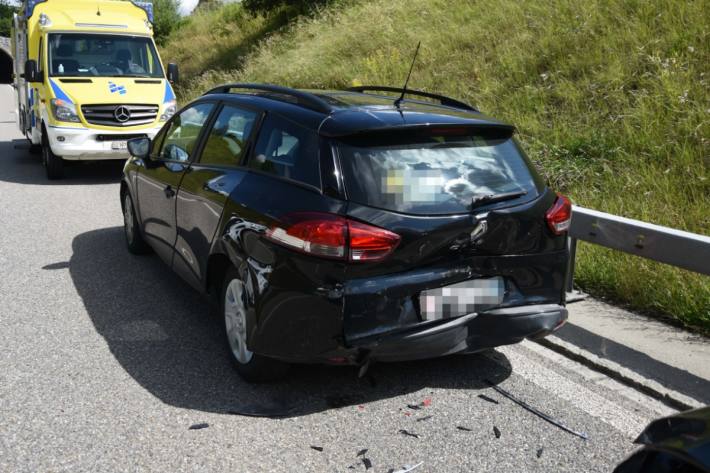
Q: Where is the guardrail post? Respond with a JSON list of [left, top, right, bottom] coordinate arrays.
[[566, 236, 576, 293], [565, 236, 586, 302]]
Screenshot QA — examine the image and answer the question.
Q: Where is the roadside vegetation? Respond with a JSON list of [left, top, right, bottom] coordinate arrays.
[[160, 0, 710, 331]]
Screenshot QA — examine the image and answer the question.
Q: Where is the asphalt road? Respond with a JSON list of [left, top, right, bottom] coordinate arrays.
[[0, 84, 677, 472]]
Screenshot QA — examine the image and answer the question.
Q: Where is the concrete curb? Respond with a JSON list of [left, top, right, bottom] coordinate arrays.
[[536, 335, 704, 411]]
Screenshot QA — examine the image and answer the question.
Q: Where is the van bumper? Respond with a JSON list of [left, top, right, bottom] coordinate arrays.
[[350, 303, 568, 362], [46, 125, 163, 160]]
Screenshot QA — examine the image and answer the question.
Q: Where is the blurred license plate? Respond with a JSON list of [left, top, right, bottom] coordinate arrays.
[[111, 141, 127, 150], [420, 277, 504, 320]]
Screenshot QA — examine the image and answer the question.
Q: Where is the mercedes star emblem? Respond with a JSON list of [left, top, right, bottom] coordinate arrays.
[[114, 106, 131, 123]]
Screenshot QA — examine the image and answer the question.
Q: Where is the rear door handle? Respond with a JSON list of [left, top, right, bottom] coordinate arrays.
[[164, 185, 175, 198]]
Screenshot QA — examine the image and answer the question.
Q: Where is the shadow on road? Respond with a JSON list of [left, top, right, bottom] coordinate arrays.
[[69, 226, 513, 417], [0, 138, 124, 185]]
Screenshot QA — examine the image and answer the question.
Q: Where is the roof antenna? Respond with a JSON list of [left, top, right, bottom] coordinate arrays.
[[394, 41, 421, 109], [97, 4, 101, 16]]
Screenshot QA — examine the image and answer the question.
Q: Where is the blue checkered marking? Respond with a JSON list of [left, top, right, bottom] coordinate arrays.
[[109, 81, 127, 95]]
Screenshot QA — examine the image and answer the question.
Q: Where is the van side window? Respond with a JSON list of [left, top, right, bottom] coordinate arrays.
[[249, 114, 320, 188], [199, 105, 258, 166], [157, 103, 214, 162]]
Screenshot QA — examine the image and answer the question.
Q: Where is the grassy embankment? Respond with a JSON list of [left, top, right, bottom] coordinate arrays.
[[161, 0, 710, 331]]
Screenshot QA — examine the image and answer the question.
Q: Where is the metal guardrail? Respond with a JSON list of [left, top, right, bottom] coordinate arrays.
[[566, 205, 710, 292]]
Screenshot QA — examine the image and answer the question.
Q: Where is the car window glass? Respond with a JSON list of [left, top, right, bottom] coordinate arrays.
[[250, 114, 320, 188], [158, 103, 213, 162], [199, 105, 258, 166]]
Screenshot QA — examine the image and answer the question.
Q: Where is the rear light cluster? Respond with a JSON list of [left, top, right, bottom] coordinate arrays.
[[546, 194, 572, 235], [265, 212, 401, 262]]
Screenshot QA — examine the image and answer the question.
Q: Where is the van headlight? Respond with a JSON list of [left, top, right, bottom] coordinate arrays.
[[50, 98, 80, 123], [160, 101, 177, 122]]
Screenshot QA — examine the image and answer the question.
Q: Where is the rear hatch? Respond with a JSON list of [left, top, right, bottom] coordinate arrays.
[[334, 126, 568, 343]]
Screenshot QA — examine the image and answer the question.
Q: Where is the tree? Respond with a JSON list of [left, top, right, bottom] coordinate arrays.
[[0, 0, 17, 38], [150, 0, 183, 45]]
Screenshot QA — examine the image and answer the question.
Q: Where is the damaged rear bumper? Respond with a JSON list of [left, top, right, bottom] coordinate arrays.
[[350, 303, 567, 362]]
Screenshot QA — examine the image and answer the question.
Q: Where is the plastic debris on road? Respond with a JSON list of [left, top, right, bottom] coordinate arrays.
[[387, 461, 424, 473], [486, 380, 589, 440], [188, 423, 209, 430], [478, 394, 499, 404], [398, 429, 420, 439]]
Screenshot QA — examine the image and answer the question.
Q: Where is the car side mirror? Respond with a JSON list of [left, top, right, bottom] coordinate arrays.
[[24, 60, 40, 83], [128, 137, 151, 160], [167, 63, 179, 84]]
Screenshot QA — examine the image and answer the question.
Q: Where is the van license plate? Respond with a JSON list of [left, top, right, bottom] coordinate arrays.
[[111, 141, 128, 150], [420, 277, 504, 320]]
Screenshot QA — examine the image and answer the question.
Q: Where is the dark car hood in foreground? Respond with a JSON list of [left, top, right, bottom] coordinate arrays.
[[615, 407, 710, 473]]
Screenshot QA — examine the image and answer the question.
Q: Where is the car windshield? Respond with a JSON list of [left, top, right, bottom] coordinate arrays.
[[48, 33, 164, 78], [337, 132, 541, 215]]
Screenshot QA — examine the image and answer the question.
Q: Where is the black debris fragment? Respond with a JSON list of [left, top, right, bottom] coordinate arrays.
[[362, 457, 373, 470], [406, 404, 422, 410], [416, 415, 433, 422], [485, 380, 589, 440], [310, 446, 324, 452], [478, 394, 499, 404], [398, 429, 420, 439], [189, 423, 209, 430], [536, 447, 544, 458], [456, 426, 473, 432], [357, 449, 368, 457], [493, 426, 501, 438]]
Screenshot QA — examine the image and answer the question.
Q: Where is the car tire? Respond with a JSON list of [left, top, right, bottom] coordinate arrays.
[[221, 267, 289, 382], [42, 134, 64, 180], [122, 192, 151, 254]]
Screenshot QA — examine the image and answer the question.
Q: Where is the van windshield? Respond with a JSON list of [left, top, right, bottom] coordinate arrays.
[[48, 33, 164, 78], [337, 132, 542, 215]]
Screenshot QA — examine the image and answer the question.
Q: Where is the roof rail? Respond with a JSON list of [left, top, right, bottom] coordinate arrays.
[[203, 83, 333, 114], [345, 85, 478, 112]]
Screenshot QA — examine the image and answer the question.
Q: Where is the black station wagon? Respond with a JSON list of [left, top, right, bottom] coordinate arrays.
[[120, 84, 572, 381]]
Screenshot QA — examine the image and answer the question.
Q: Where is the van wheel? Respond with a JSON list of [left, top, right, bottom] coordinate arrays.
[[221, 267, 289, 382], [42, 135, 64, 180], [123, 192, 151, 254]]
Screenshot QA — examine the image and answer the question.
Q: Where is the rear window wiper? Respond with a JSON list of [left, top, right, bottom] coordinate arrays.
[[470, 190, 527, 209]]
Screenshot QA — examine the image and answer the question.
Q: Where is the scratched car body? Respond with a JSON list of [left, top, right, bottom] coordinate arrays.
[[120, 83, 572, 381]]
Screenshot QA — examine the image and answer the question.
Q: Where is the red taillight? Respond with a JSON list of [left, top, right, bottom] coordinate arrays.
[[349, 220, 401, 261], [546, 194, 572, 235], [265, 212, 400, 262]]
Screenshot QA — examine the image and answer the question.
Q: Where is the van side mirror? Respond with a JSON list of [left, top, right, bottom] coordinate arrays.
[[128, 137, 151, 160], [24, 60, 40, 83], [167, 63, 179, 84]]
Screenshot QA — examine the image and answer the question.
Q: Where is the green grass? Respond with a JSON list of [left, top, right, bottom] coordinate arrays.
[[161, 0, 710, 331]]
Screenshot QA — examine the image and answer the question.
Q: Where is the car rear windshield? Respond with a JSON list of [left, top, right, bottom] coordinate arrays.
[[337, 130, 541, 215]]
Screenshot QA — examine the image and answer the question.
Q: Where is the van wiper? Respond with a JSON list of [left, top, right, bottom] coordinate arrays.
[[470, 190, 527, 209]]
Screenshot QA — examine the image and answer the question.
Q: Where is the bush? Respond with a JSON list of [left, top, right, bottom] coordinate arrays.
[[243, 0, 330, 12]]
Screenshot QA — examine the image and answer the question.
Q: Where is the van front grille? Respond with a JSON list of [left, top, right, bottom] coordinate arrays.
[[81, 104, 159, 127]]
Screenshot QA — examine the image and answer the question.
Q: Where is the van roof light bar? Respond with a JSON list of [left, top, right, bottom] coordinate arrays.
[[346, 85, 478, 112], [203, 83, 334, 114]]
